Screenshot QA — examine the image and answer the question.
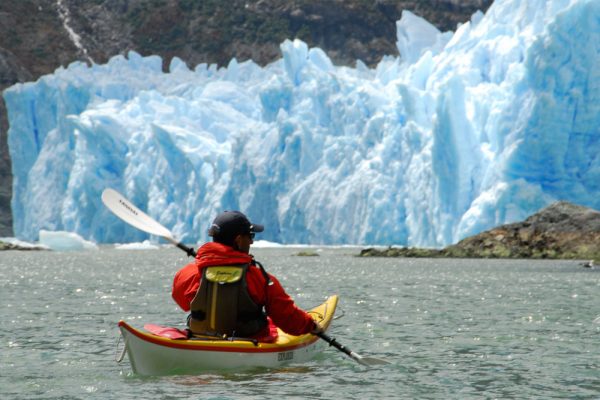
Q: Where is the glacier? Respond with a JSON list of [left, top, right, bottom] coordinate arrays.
[[4, 0, 600, 246]]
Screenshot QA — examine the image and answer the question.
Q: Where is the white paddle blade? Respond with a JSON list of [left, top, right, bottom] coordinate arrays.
[[351, 351, 391, 366], [101, 188, 174, 241]]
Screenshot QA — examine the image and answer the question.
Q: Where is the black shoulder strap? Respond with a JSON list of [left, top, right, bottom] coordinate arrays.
[[252, 260, 274, 287]]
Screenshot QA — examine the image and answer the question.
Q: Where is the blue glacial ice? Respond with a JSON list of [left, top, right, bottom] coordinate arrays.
[[4, 0, 600, 246]]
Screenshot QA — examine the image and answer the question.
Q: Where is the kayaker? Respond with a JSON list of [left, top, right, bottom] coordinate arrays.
[[172, 210, 322, 341]]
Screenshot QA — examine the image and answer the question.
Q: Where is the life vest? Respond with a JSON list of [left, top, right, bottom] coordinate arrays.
[[188, 263, 268, 338]]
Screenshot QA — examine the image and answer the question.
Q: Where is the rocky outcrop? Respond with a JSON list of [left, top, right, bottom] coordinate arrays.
[[0, 240, 46, 251], [359, 202, 600, 260], [0, 0, 492, 236], [64, 0, 493, 69]]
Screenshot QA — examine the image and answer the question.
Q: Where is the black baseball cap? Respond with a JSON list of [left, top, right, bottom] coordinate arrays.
[[208, 211, 264, 245]]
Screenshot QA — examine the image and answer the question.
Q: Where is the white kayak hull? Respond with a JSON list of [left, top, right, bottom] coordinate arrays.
[[118, 295, 338, 375]]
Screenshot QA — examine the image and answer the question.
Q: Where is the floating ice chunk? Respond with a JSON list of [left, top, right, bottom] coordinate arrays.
[[39, 230, 98, 251], [114, 240, 160, 250], [252, 240, 285, 248]]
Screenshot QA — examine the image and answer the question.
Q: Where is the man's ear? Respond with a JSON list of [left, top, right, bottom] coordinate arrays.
[[232, 234, 242, 250]]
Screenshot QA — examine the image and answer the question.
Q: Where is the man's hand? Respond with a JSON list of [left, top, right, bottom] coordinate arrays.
[[311, 322, 324, 335]]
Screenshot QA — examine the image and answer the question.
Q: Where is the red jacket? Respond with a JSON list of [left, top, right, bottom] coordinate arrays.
[[172, 242, 316, 336]]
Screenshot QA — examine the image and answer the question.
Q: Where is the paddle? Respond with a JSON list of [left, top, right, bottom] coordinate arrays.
[[102, 188, 388, 366], [316, 331, 390, 366], [101, 188, 196, 257]]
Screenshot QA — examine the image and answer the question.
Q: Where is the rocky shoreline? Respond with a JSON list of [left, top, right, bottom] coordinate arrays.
[[0, 240, 47, 251], [359, 201, 600, 260], [5, 201, 599, 258]]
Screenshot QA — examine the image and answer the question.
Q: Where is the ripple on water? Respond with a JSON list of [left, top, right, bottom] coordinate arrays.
[[1, 249, 599, 398]]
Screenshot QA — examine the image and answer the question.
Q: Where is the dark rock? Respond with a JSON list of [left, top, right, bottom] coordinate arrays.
[[360, 202, 600, 260], [0, 240, 47, 251], [294, 250, 319, 257], [358, 246, 444, 258]]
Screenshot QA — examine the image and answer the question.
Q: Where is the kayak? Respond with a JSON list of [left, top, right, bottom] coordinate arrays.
[[117, 295, 338, 375], [104, 190, 388, 370]]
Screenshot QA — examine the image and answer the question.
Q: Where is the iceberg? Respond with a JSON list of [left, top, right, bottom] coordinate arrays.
[[38, 230, 98, 251], [4, 0, 600, 246]]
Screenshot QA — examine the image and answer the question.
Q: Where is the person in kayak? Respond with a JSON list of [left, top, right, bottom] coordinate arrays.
[[172, 210, 322, 341]]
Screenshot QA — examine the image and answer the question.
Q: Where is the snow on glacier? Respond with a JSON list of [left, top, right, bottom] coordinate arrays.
[[4, 0, 600, 246]]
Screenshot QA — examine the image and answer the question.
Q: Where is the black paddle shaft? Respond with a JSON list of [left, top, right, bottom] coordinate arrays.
[[176, 242, 196, 257], [317, 332, 354, 357]]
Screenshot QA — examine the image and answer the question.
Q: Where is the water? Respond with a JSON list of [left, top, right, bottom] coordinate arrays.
[[2, 247, 599, 399]]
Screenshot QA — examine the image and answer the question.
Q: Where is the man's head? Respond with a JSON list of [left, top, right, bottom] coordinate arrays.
[[208, 211, 264, 253]]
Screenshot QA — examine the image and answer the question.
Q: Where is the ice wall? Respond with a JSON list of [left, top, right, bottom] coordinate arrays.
[[4, 0, 600, 246]]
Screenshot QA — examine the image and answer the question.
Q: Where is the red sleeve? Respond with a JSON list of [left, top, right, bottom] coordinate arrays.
[[246, 268, 315, 336], [172, 262, 200, 312]]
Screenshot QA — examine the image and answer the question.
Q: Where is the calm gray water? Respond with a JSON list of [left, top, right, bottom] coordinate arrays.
[[1, 247, 599, 399]]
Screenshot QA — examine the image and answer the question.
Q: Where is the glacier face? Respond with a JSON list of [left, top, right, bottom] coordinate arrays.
[[4, 0, 600, 246]]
